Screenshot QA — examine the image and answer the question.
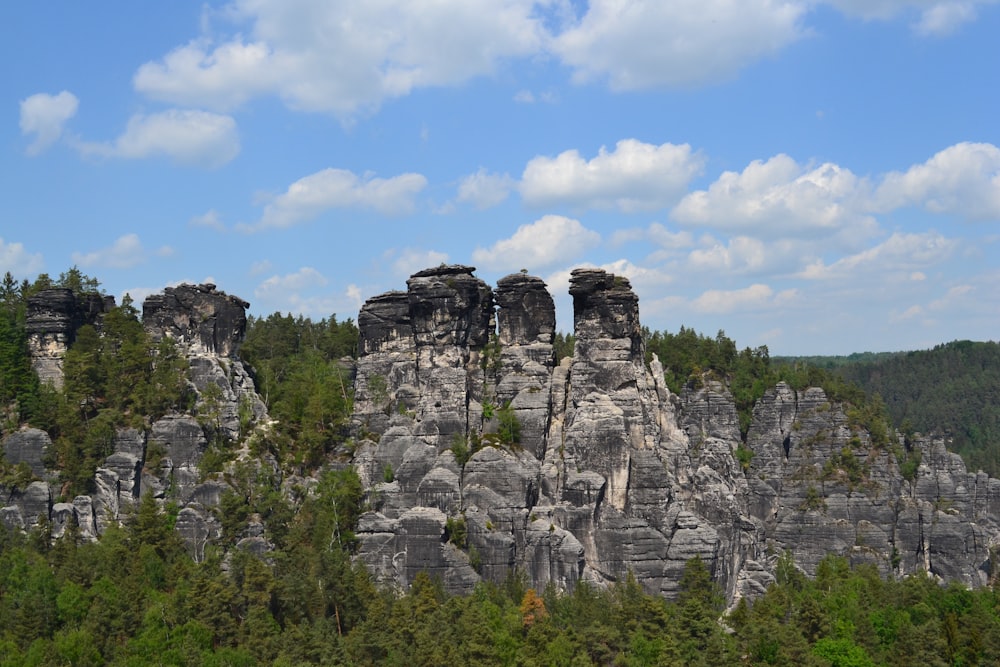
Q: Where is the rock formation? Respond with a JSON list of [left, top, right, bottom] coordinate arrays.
[[5, 268, 1000, 606], [350, 265, 1000, 602], [25, 288, 114, 387], [2, 283, 264, 544]]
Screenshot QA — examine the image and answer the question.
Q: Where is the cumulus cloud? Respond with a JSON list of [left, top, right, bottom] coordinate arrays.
[[598, 259, 674, 288], [244, 168, 428, 232], [691, 283, 797, 314], [823, 0, 989, 35], [71, 234, 172, 270], [129, 0, 990, 123], [254, 266, 329, 302], [456, 168, 515, 209], [520, 140, 705, 211], [874, 142, 1000, 220], [0, 238, 44, 275], [472, 215, 601, 271], [75, 110, 239, 168], [688, 236, 769, 274], [134, 0, 545, 118], [913, 2, 979, 35], [388, 248, 450, 278], [672, 154, 878, 243], [553, 0, 808, 89], [19, 91, 79, 155], [189, 210, 225, 230], [798, 232, 957, 279]]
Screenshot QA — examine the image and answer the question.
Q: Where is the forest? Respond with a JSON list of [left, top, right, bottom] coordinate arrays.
[[3, 270, 1000, 665]]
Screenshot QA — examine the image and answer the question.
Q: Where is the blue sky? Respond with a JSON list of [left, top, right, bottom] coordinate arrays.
[[3, 1, 999, 355]]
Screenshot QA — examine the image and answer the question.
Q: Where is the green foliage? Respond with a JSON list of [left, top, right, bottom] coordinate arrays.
[[496, 401, 521, 447], [240, 312, 357, 469], [42, 304, 191, 496], [553, 331, 575, 363], [834, 340, 1000, 476], [735, 444, 754, 471], [445, 515, 468, 549], [899, 450, 922, 482]]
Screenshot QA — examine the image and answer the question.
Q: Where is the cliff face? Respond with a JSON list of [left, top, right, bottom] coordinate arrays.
[[3, 284, 264, 557], [5, 270, 998, 603], [351, 266, 1000, 600], [25, 288, 114, 387]]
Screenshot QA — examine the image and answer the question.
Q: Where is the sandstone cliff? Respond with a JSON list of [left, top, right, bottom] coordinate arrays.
[[351, 265, 1000, 601], [2, 283, 263, 554], [4, 269, 998, 606]]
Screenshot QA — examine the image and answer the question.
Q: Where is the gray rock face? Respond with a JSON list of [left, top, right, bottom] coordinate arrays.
[[349, 265, 1000, 603], [25, 288, 113, 387], [148, 415, 208, 502], [2, 427, 52, 478], [143, 284, 265, 440], [142, 283, 248, 357], [13, 283, 266, 558]]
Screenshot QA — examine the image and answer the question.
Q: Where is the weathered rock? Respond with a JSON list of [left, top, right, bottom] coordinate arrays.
[[348, 264, 1000, 604], [142, 283, 248, 357], [175, 505, 222, 562], [26, 288, 113, 387], [2, 427, 51, 478], [143, 284, 265, 440], [148, 415, 208, 502]]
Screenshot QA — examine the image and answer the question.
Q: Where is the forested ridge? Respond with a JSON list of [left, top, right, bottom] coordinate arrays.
[[780, 340, 1000, 477], [4, 269, 1000, 665]]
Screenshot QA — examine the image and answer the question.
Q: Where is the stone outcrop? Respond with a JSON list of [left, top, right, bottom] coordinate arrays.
[[26, 288, 114, 387], [9, 267, 1000, 605], [349, 265, 1000, 603], [6, 282, 265, 549], [144, 283, 266, 440]]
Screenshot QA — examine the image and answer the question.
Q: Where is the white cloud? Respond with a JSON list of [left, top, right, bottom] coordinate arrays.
[[688, 236, 768, 273], [345, 284, 364, 309], [134, 0, 545, 119], [389, 248, 450, 278], [913, 2, 979, 35], [75, 109, 239, 168], [190, 209, 225, 230], [514, 89, 536, 103], [254, 267, 329, 302], [249, 260, 274, 276], [472, 215, 601, 271], [598, 259, 673, 288], [691, 283, 797, 314], [823, 1, 990, 35], [19, 91, 79, 155], [928, 284, 974, 310], [456, 168, 515, 209], [798, 231, 957, 279], [874, 142, 1000, 220], [244, 168, 428, 231], [553, 0, 808, 90], [672, 154, 878, 242], [71, 234, 171, 270], [0, 238, 44, 275], [520, 139, 705, 211]]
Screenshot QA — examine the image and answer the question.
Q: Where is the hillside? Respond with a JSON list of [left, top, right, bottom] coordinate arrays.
[[778, 341, 1000, 477]]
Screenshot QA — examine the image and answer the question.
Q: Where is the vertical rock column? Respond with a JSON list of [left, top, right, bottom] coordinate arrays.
[[563, 269, 655, 512], [493, 273, 556, 460], [406, 265, 494, 449]]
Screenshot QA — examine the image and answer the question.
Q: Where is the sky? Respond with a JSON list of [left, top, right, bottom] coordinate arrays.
[[3, 1, 999, 356]]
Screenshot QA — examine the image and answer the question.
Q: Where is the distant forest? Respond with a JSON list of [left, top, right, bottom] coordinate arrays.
[[780, 341, 1000, 477]]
